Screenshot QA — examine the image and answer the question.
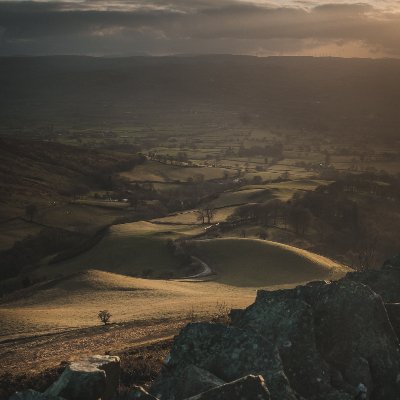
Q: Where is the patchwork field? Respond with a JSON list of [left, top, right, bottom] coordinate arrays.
[[120, 161, 233, 183]]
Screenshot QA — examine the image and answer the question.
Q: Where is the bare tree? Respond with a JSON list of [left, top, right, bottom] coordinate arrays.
[[196, 208, 206, 224], [205, 207, 215, 224], [197, 207, 215, 224], [98, 310, 111, 325]]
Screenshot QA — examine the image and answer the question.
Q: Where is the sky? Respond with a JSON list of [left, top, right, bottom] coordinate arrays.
[[0, 0, 400, 57]]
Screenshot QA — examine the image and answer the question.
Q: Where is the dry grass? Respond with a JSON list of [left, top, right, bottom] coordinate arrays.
[[0, 236, 349, 342], [0, 333, 172, 398], [0, 269, 255, 341]]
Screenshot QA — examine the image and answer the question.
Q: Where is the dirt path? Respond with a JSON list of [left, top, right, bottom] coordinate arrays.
[[179, 256, 213, 280], [189, 256, 213, 278], [0, 318, 186, 375]]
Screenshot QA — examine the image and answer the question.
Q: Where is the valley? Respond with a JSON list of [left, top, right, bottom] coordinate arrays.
[[1, 56, 400, 399]]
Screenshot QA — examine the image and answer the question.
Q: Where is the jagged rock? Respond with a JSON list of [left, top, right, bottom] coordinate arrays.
[[9, 390, 64, 399], [234, 285, 347, 399], [179, 365, 225, 399], [150, 323, 298, 400], [45, 355, 120, 400], [184, 375, 270, 400], [45, 361, 106, 400], [345, 263, 400, 303], [235, 279, 400, 399], [386, 303, 400, 339], [125, 386, 158, 399]]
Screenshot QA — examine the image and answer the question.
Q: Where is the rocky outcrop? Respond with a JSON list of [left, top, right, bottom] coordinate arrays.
[[44, 355, 120, 400], [150, 323, 297, 400], [178, 365, 225, 399], [346, 257, 400, 303], [151, 277, 400, 400], [235, 279, 400, 399], [185, 375, 270, 400]]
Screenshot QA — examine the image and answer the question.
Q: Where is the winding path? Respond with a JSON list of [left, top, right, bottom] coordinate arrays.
[[177, 255, 213, 281]]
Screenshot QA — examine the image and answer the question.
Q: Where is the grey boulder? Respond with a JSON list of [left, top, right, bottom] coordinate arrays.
[[150, 322, 297, 400], [45, 355, 120, 400], [234, 279, 400, 399]]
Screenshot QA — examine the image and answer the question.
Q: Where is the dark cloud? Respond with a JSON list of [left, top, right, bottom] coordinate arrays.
[[0, 0, 399, 56]]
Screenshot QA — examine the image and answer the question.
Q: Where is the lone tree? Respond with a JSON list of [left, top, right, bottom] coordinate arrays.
[[98, 310, 112, 325], [25, 204, 38, 222]]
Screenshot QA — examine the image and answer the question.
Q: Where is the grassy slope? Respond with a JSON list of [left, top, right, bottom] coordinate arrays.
[[0, 226, 349, 340], [0, 269, 255, 340], [0, 138, 144, 251], [0, 138, 139, 219], [42, 221, 348, 285], [39, 221, 204, 278], [188, 238, 349, 287]]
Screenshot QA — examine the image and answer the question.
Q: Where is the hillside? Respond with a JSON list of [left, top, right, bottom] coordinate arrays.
[[37, 220, 348, 284], [186, 238, 347, 287], [0, 138, 143, 220], [39, 221, 204, 279], [0, 220, 350, 342], [0, 269, 255, 341]]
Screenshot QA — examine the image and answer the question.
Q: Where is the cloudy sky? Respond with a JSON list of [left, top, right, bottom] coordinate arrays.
[[0, 0, 399, 57]]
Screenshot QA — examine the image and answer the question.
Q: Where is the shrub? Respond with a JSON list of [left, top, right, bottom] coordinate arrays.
[[98, 310, 112, 325]]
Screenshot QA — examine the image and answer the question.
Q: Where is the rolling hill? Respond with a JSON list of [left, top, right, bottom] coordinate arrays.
[[186, 238, 348, 287], [0, 219, 349, 340]]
